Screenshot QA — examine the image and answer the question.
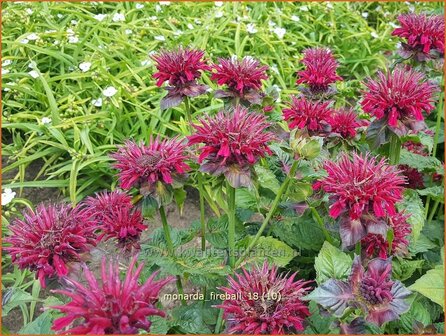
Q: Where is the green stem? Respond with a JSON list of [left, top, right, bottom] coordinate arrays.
[[184, 97, 193, 128], [214, 309, 224, 333], [198, 174, 206, 252], [234, 160, 299, 268], [355, 241, 362, 256], [159, 205, 186, 306], [227, 182, 236, 268], [427, 200, 440, 224], [310, 207, 334, 244], [388, 133, 401, 165]]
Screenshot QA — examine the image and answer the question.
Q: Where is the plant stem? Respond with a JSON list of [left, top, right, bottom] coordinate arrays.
[[214, 309, 224, 333], [427, 200, 440, 224], [310, 207, 334, 244], [234, 160, 299, 268], [388, 133, 401, 165], [184, 97, 193, 128], [198, 174, 207, 251], [227, 182, 236, 268], [159, 205, 186, 306]]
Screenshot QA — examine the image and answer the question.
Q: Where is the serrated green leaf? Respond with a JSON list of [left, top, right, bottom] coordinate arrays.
[[397, 190, 425, 244], [399, 149, 443, 174], [18, 311, 54, 335], [287, 180, 313, 203], [314, 241, 352, 284], [254, 165, 280, 193], [417, 186, 444, 203], [173, 188, 187, 215], [392, 258, 424, 281], [148, 315, 169, 335], [235, 188, 258, 210], [410, 263, 444, 308], [237, 236, 295, 267]]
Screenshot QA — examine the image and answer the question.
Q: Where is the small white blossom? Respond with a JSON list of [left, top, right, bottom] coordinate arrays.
[[28, 70, 39, 78], [66, 28, 75, 35], [300, 5, 309, 11], [371, 31, 379, 39], [389, 22, 399, 29], [273, 27, 286, 39], [173, 30, 183, 36], [215, 11, 223, 18], [27, 33, 39, 41], [268, 21, 276, 27], [71, 20, 78, 25], [154, 35, 166, 41], [2, 68, 10, 75], [149, 16, 158, 21], [28, 61, 37, 69], [41, 117, 52, 124], [326, 2, 334, 9], [362, 12, 369, 18], [93, 13, 107, 21], [2, 188, 16, 206], [187, 23, 194, 30], [271, 64, 279, 74], [2, 60, 12, 67], [79, 62, 92, 72], [125, 29, 133, 35], [53, 40, 60, 45], [92, 97, 103, 107], [194, 19, 202, 24], [25, 8, 33, 15], [155, 4, 162, 12], [291, 15, 300, 22], [141, 59, 151, 66], [112, 13, 125, 22], [246, 23, 257, 34], [19, 38, 29, 44], [215, 1, 224, 7], [136, 3, 144, 9], [159, 1, 171, 5], [102, 86, 117, 97], [45, 29, 57, 34], [57, 13, 64, 19], [68, 35, 79, 43]]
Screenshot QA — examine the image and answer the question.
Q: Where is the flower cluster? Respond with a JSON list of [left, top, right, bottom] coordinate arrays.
[[83, 190, 147, 251], [296, 47, 342, 97], [307, 257, 411, 327], [328, 108, 363, 139], [188, 106, 274, 187], [4, 204, 97, 287], [111, 137, 190, 192], [392, 13, 445, 60], [211, 56, 269, 104], [51, 257, 174, 334], [152, 47, 211, 109], [361, 66, 437, 133], [217, 262, 311, 334]]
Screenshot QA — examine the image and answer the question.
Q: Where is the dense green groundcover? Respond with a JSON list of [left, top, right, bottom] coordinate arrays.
[[1, 1, 445, 335]]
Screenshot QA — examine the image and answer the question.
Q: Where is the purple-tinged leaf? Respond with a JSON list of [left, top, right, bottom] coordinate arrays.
[[339, 216, 367, 248]]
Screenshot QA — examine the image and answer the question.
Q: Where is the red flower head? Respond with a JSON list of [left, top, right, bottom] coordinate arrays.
[[361, 66, 437, 131], [307, 257, 411, 327], [296, 47, 342, 95], [188, 106, 274, 188], [4, 204, 96, 288], [392, 13, 445, 60], [51, 257, 174, 334], [211, 56, 269, 104], [151, 47, 211, 109], [318, 153, 406, 220], [282, 96, 332, 134], [84, 190, 147, 251], [329, 109, 362, 139], [361, 212, 412, 258], [217, 262, 312, 334], [111, 137, 190, 191], [398, 164, 425, 189]]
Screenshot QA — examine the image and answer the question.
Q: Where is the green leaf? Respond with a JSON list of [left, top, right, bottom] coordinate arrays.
[[417, 186, 444, 203], [235, 188, 258, 210], [314, 241, 352, 285], [173, 188, 187, 215], [399, 149, 443, 174], [397, 190, 425, 244], [148, 316, 169, 335], [410, 262, 444, 308], [304, 301, 336, 334], [300, 138, 322, 160], [409, 233, 438, 254], [171, 303, 213, 334], [254, 165, 280, 194], [18, 311, 54, 335], [392, 258, 424, 281], [141, 196, 159, 218], [2, 288, 36, 316], [237, 236, 295, 267], [287, 180, 313, 203]]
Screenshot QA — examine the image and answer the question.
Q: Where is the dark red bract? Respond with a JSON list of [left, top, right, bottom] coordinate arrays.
[[51, 257, 174, 334], [296, 47, 342, 93], [361, 66, 437, 129], [111, 137, 190, 190], [217, 262, 312, 334], [392, 13, 444, 59], [4, 204, 97, 287], [282, 96, 332, 134]]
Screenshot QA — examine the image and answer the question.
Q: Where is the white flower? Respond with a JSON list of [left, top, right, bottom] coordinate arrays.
[[112, 13, 125, 22], [45, 29, 57, 34], [2, 60, 12, 67], [389, 22, 399, 29], [194, 19, 202, 24], [28, 61, 37, 69], [2, 68, 10, 75], [361, 12, 369, 18], [141, 59, 151, 66], [273, 27, 286, 39], [53, 40, 60, 45], [291, 15, 300, 22], [154, 35, 166, 41], [326, 2, 334, 9], [19, 38, 29, 44], [41, 117, 52, 124], [187, 23, 194, 30], [2, 188, 16, 206], [136, 3, 144, 9], [300, 5, 309, 11], [93, 13, 107, 21], [28, 70, 39, 78], [27, 33, 39, 40], [92, 97, 103, 107], [68, 35, 79, 43], [371, 31, 379, 39], [102, 86, 117, 97], [155, 4, 162, 12], [246, 23, 257, 34], [215, 1, 224, 7], [66, 28, 75, 35], [173, 30, 183, 36], [57, 14, 64, 19], [215, 11, 223, 18], [25, 8, 33, 15], [271, 64, 279, 74], [71, 20, 78, 25], [79, 62, 92, 72], [268, 21, 276, 27], [149, 16, 158, 21], [159, 1, 171, 5], [125, 29, 133, 35]]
